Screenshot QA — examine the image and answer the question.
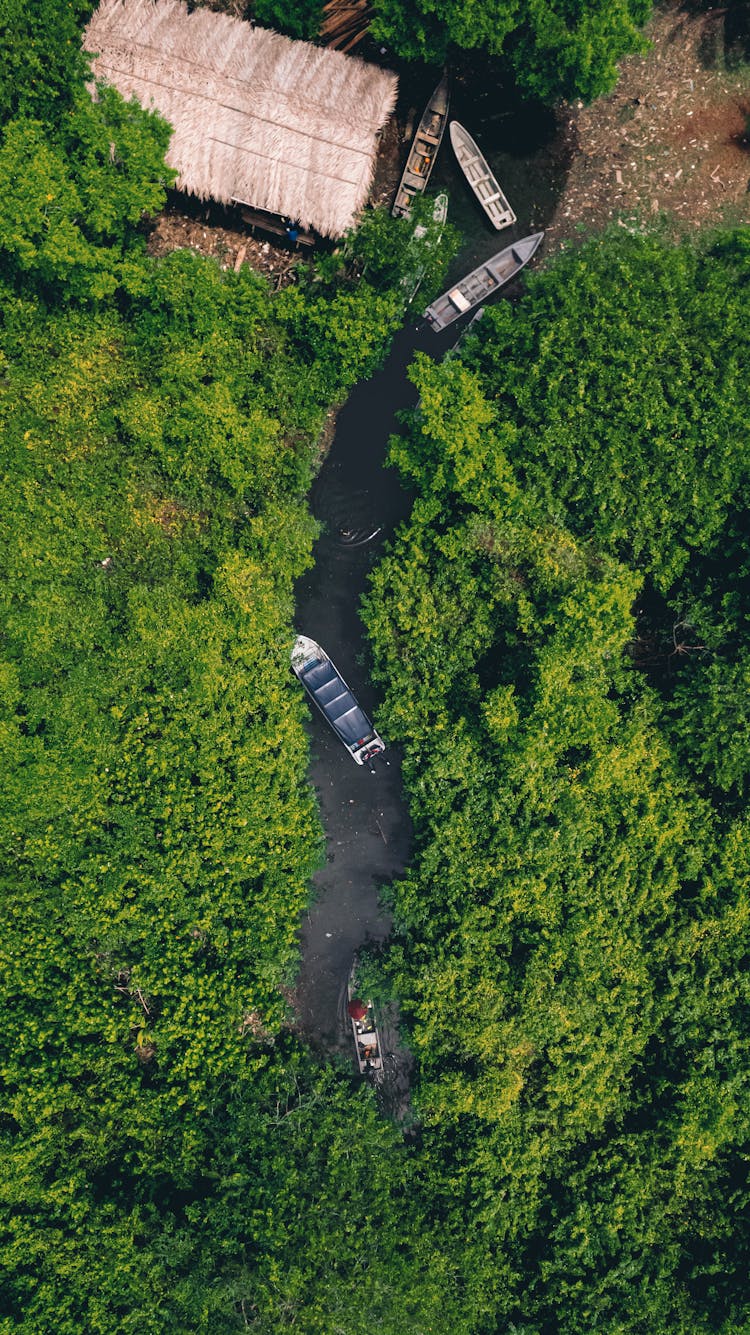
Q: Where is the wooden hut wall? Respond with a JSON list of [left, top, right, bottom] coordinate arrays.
[[84, 0, 397, 238]]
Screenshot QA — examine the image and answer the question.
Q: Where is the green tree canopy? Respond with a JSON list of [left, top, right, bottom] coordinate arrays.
[[370, 0, 652, 102], [363, 229, 750, 1333]]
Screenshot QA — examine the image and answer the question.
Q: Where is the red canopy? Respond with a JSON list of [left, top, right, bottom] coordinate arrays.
[[347, 998, 368, 1021]]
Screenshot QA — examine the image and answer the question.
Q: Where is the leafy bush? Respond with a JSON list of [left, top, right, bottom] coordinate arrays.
[[370, 0, 652, 103], [363, 229, 750, 1333], [251, 0, 322, 41]]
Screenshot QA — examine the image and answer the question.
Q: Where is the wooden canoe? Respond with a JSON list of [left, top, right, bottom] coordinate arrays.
[[424, 232, 544, 332], [392, 75, 449, 220], [449, 121, 516, 231]]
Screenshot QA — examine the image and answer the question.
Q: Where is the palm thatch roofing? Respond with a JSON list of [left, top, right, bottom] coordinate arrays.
[[84, 0, 398, 238]]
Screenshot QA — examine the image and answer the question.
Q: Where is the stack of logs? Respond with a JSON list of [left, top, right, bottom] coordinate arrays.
[[320, 0, 373, 52]]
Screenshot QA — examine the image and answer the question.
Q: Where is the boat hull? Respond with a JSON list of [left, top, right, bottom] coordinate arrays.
[[392, 76, 449, 220], [424, 232, 544, 331], [348, 961, 384, 1076], [449, 121, 516, 231], [291, 635, 385, 765]]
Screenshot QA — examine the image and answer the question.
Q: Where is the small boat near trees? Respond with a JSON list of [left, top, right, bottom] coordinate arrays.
[[424, 232, 544, 331], [402, 191, 449, 305], [347, 967, 384, 1075], [291, 635, 385, 765], [449, 121, 516, 230], [392, 75, 449, 219]]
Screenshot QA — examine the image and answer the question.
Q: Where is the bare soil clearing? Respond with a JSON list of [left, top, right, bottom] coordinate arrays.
[[547, 2, 750, 248], [147, 196, 301, 287]]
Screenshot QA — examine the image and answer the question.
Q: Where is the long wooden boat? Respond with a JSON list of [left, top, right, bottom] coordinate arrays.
[[392, 75, 449, 220], [291, 634, 385, 766], [449, 122, 516, 231], [347, 963, 384, 1076], [424, 232, 544, 332], [402, 191, 448, 305]]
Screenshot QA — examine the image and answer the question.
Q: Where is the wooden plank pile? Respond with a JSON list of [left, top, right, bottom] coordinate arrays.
[[320, 0, 373, 53]]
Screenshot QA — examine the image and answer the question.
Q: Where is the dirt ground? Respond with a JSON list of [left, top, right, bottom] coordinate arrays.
[[147, 198, 303, 286], [546, 2, 750, 248]]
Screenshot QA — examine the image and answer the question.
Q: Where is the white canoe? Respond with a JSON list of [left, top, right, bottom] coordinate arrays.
[[450, 121, 516, 231]]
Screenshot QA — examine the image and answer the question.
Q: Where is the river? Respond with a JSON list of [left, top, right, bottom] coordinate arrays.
[[292, 77, 574, 1066]]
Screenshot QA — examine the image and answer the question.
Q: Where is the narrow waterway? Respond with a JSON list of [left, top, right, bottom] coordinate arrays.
[[292, 318, 455, 1052], [292, 80, 575, 1060]]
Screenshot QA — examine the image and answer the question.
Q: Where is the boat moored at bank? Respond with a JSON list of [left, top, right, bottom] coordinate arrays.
[[424, 232, 544, 331], [392, 75, 450, 220], [449, 120, 516, 230], [347, 965, 384, 1075]]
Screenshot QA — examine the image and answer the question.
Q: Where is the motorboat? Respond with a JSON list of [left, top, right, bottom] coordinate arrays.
[[291, 635, 385, 765]]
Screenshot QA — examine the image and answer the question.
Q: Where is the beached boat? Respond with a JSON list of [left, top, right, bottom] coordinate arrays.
[[291, 634, 385, 765], [449, 122, 516, 230], [392, 75, 449, 219], [347, 965, 384, 1075], [424, 232, 544, 332], [402, 192, 449, 304]]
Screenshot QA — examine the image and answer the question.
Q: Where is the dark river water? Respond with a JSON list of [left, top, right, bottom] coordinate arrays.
[[292, 75, 574, 1053], [292, 319, 454, 1051]]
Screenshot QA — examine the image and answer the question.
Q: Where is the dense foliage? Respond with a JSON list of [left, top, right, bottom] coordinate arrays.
[[0, 22, 470, 1332], [363, 229, 750, 1332], [3, 2, 749, 1329], [0, 0, 95, 123], [252, 0, 322, 41], [371, 0, 652, 101], [0, 247, 453, 1332], [253, 0, 651, 103]]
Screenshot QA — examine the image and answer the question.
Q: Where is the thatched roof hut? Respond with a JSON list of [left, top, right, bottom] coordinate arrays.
[[84, 0, 398, 238]]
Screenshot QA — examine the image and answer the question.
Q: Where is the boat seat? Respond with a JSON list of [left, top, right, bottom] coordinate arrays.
[[301, 661, 337, 692], [314, 678, 349, 706], [448, 288, 472, 312], [331, 702, 371, 744], [330, 695, 357, 721]]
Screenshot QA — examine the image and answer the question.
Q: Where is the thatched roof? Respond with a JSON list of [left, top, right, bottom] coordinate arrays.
[[84, 0, 397, 238]]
